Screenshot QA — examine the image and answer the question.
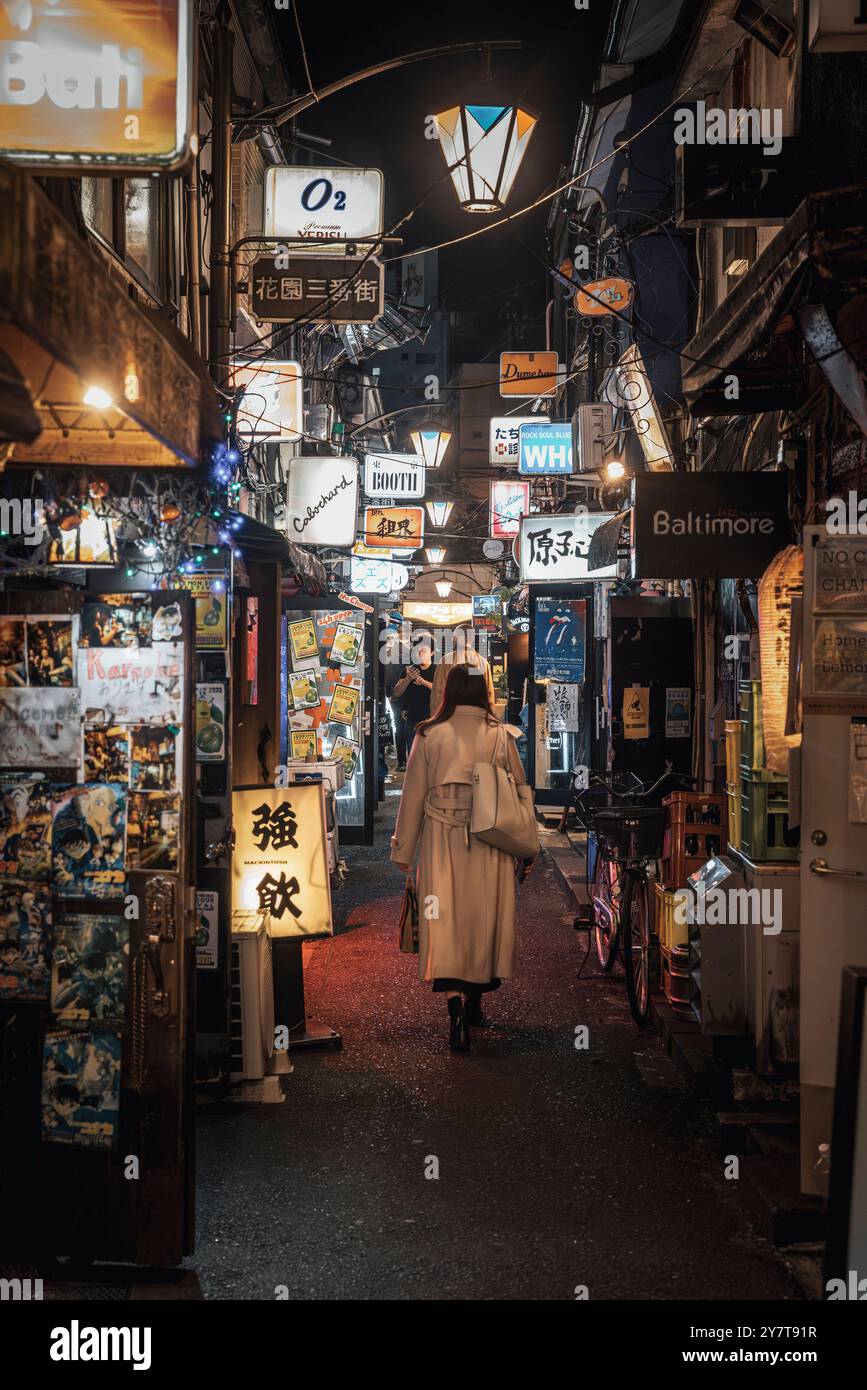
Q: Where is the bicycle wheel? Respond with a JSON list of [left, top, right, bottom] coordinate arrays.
[[620, 870, 651, 1026], [591, 848, 620, 971]]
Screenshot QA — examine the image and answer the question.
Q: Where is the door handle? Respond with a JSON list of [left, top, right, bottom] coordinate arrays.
[[809, 857, 867, 881]]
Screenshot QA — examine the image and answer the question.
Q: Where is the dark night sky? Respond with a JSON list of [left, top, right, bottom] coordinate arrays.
[[274, 0, 610, 341]]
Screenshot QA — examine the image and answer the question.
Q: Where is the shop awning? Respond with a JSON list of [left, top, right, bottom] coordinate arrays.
[[0, 164, 223, 467], [220, 511, 327, 593], [682, 186, 867, 418]]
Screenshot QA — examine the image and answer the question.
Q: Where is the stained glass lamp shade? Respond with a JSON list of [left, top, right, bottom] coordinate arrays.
[[434, 105, 538, 213], [410, 428, 451, 468]]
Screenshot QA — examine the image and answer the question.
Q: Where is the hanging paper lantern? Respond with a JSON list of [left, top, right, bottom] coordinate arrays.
[[758, 545, 803, 776]]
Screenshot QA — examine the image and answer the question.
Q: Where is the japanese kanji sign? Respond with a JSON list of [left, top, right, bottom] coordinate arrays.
[[489, 416, 540, 465], [249, 254, 384, 324], [362, 506, 425, 551], [232, 785, 333, 939], [518, 513, 618, 581]]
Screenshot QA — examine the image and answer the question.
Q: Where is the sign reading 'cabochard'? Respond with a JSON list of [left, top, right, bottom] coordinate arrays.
[[630, 473, 790, 579], [0, 0, 195, 171], [285, 458, 359, 548]]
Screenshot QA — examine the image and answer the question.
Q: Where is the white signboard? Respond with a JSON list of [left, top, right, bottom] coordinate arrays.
[[350, 557, 409, 594], [231, 360, 303, 443], [264, 167, 385, 242], [0, 687, 81, 766], [363, 453, 426, 500], [519, 513, 618, 582], [286, 458, 359, 548], [489, 416, 540, 465], [77, 646, 184, 724]]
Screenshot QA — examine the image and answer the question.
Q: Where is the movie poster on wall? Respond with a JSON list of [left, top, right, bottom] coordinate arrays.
[[52, 784, 126, 899], [51, 914, 130, 1024], [0, 775, 52, 879], [0, 882, 51, 1001], [534, 598, 586, 683], [41, 1031, 122, 1151]]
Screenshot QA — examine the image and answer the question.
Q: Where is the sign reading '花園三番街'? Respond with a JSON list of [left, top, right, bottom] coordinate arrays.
[[630, 474, 790, 579], [0, 0, 195, 170]]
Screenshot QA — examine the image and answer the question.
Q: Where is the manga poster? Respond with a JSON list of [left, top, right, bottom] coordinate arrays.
[[51, 914, 129, 1024], [129, 724, 178, 791], [52, 784, 126, 899], [126, 791, 180, 870], [83, 726, 129, 784], [289, 668, 320, 710], [0, 617, 27, 686], [80, 595, 153, 648], [26, 618, 74, 686], [0, 775, 52, 879], [41, 1030, 122, 1150], [329, 623, 363, 668], [0, 882, 50, 1001]]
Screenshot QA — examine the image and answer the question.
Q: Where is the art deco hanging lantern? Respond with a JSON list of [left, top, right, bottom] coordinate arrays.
[[425, 499, 454, 528], [410, 428, 451, 469], [425, 546, 446, 564], [433, 105, 538, 213]]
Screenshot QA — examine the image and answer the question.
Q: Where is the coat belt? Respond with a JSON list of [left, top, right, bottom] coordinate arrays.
[[423, 795, 471, 850]]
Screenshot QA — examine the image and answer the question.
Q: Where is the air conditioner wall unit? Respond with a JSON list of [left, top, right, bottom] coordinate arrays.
[[229, 919, 275, 1081]]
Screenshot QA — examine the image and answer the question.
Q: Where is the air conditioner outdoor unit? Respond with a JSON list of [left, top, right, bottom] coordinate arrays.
[[229, 918, 275, 1081]]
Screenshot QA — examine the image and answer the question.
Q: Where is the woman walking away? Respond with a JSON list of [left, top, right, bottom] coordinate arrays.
[[390, 663, 534, 1052]]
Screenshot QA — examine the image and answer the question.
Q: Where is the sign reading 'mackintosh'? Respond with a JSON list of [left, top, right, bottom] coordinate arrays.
[[630, 473, 790, 578], [0, 0, 195, 170]]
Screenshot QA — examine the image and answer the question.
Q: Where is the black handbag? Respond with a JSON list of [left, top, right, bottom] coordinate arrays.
[[398, 873, 419, 953]]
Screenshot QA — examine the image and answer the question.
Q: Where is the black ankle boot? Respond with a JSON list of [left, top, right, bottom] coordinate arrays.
[[464, 988, 490, 1028], [447, 996, 470, 1052]]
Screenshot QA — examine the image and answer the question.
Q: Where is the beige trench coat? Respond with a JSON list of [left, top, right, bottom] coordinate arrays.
[[390, 706, 527, 987]]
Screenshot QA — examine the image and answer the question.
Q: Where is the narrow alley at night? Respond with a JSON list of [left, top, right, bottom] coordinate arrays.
[[0, 0, 865, 1360]]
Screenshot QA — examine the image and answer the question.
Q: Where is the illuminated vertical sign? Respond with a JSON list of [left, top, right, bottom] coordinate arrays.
[[489, 479, 530, 538]]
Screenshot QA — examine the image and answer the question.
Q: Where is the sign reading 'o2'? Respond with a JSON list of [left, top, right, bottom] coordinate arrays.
[[264, 167, 385, 242]]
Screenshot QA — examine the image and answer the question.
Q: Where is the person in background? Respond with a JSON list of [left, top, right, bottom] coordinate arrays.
[[390, 663, 533, 1052], [392, 634, 436, 756]]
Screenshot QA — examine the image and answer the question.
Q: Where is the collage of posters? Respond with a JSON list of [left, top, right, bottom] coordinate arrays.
[[286, 609, 367, 791]]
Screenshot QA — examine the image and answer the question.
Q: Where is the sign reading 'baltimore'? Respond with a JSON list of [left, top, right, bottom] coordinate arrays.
[[630, 473, 790, 578]]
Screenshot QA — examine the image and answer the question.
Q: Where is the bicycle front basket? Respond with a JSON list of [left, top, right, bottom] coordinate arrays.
[[592, 806, 666, 861]]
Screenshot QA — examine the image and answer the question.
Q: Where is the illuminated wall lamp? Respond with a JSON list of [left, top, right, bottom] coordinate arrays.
[[411, 429, 451, 468], [83, 385, 113, 410], [425, 546, 446, 564], [435, 579, 453, 598], [425, 499, 454, 528]]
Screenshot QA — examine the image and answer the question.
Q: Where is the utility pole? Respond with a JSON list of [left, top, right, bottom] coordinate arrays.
[[209, 0, 235, 389]]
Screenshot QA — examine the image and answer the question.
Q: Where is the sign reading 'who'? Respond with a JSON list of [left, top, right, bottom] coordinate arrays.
[[518, 422, 574, 475]]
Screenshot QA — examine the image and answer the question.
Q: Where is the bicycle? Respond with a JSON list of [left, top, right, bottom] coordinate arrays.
[[563, 764, 696, 1026]]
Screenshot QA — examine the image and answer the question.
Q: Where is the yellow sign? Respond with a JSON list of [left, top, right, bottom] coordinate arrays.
[[183, 575, 227, 649], [290, 730, 318, 759], [574, 277, 634, 317], [623, 685, 650, 740], [499, 351, 559, 398], [328, 683, 360, 726], [232, 785, 332, 938], [288, 618, 318, 662], [0, 0, 195, 171], [363, 507, 424, 551], [330, 623, 363, 667]]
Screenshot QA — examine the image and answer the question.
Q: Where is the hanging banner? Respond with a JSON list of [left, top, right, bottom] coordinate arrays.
[[286, 457, 359, 547], [519, 513, 617, 581], [490, 479, 530, 538], [489, 416, 540, 465], [249, 254, 384, 324], [232, 785, 333, 939], [362, 506, 424, 551], [264, 166, 384, 241], [623, 685, 651, 740], [534, 597, 586, 682], [0, 0, 195, 172], [499, 351, 559, 398], [665, 687, 691, 738], [363, 453, 426, 500], [518, 421, 574, 475], [630, 473, 790, 578]]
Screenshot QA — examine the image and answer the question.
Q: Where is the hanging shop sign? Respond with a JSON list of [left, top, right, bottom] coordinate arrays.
[[534, 597, 586, 683], [231, 361, 303, 443], [518, 421, 574, 475], [362, 506, 424, 551], [286, 457, 359, 548], [499, 351, 559, 398], [264, 166, 385, 242], [363, 453, 426, 500], [483, 538, 505, 560], [490, 479, 530, 538], [0, 0, 195, 172], [489, 415, 541, 464], [629, 473, 790, 579], [472, 595, 500, 631], [519, 512, 618, 582], [350, 556, 409, 594], [249, 254, 384, 324], [574, 277, 634, 317], [402, 601, 473, 627], [623, 685, 651, 740], [232, 785, 333, 939], [607, 344, 673, 471]]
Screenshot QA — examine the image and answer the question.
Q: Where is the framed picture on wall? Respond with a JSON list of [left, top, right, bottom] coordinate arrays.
[[824, 966, 867, 1298]]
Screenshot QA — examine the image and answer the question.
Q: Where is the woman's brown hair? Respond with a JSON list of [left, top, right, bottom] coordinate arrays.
[[416, 662, 497, 736]]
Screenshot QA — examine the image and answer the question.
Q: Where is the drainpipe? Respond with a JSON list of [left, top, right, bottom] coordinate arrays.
[[209, 0, 234, 389], [184, 165, 201, 357]]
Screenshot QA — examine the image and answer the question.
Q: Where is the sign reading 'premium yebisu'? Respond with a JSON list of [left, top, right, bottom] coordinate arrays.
[[630, 473, 790, 578]]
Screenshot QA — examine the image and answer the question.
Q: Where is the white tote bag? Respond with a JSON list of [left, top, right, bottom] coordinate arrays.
[[471, 724, 539, 859]]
